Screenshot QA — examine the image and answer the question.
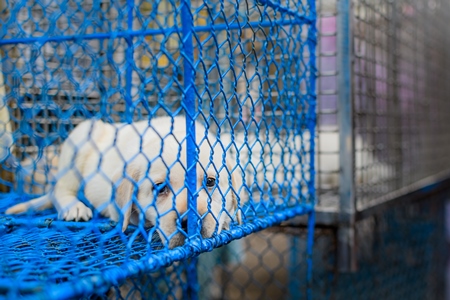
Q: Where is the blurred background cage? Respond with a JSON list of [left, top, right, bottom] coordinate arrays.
[[0, 0, 317, 299]]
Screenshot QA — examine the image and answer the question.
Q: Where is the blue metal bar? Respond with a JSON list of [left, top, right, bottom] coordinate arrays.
[[288, 235, 300, 298], [306, 210, 315, 300], [307, 0, 318, 206], [306, 0, 317, 295], [124, 0, 134, 123], [180, 0, 198, 298], [181, 0, 197, 253], [0, 19, 313, 46]]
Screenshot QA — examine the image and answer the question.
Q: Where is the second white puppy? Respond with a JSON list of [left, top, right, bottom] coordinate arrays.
[[6, 116, 243, 248]]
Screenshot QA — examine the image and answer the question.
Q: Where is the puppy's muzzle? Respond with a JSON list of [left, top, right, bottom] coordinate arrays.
[[167, 216, 188, 249]]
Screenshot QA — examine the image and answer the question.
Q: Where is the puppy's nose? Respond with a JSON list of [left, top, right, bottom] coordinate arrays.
[[181, 216, 188, 232]]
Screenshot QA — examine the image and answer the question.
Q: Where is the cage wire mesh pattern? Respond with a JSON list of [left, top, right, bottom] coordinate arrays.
[[353, 0, 450, 208], [0, 0, 317, 298], [313, 0, 450, 211]]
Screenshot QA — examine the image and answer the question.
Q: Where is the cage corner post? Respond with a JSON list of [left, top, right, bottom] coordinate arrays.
[[288, 0, 318, 296], [337, 0, 357, 273], [306, 0, 318, 295]]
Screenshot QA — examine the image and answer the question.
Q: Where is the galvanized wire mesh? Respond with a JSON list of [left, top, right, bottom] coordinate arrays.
[[0, 0, 317, 298], [314, 0, 450, 212], [353, 0, 450, 208]]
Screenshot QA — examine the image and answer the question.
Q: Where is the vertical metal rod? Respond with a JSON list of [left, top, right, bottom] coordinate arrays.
[[306, 210, 315, 300], [125, 0, 134, 123], [306, 0, 317, 296], [181, 0, 198, 298], [288, 235, 300, 299], [387, 1, 401, 188], [337, 0, 357, 272], [307, 0, 318, 204]]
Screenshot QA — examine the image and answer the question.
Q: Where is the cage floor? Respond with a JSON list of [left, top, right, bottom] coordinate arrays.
[[0, 193, 313, 298], [0, 193, 164, 299]]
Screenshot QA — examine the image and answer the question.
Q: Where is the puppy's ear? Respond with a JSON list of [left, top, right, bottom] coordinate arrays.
[[113, 166, 141, 232], [227, 158, 243, 225]]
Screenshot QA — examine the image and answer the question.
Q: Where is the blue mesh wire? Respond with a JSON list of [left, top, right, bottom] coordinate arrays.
[[0, 0, 316, 298]]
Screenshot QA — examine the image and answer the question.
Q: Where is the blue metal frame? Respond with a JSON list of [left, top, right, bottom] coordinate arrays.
[[181, 0, 200, 296], [306, 0, 318, 296], [125, 0, 135, 123], [0, 0, 318, 297]]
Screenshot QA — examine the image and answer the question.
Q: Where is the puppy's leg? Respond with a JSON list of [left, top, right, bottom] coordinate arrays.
[[52, 172, 93, 222], [49, 162, 92, 221], [49, 120, 106, 222], [55, 195, 93, 221], [5, 194, 53, 214]]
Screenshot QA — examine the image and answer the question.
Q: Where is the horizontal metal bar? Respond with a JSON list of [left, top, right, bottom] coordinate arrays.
[[284, 170, 450, 227], [0, 18, 312, 46], [356, 169, 450, 220]]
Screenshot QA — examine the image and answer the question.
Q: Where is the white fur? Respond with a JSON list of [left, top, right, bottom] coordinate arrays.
[[6, 116, 243, 248]]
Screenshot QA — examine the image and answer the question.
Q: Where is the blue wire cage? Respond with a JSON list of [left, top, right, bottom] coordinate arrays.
[[0, 0, 317, 298]]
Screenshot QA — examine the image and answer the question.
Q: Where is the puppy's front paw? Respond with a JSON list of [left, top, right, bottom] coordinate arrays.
[[60, 202, 93, 222]]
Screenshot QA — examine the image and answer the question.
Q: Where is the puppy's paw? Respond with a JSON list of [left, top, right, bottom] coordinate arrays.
[[5, 203, 28, 214], [60, 202, 93, 222]]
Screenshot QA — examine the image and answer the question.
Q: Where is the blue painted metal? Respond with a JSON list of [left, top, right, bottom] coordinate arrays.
[[288, 235, 301, 299], [0, 0, 317, 297], [125, 0, 135, 123], [0, 193, 314, 299], [306, 210, 316, 300], [306, 0, 317, 293], [181, 0, 199, 297], [0, 21, 315, 47]]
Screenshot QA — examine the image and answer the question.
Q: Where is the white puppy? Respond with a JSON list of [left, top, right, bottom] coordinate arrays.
[[6, 116, 243, 248]]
